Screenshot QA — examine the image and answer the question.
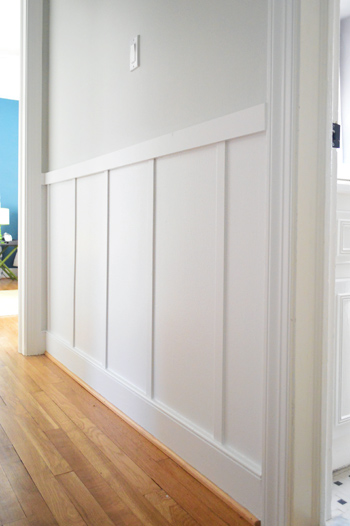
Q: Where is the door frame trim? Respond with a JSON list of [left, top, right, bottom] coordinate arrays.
[[263, 1, 299, 524], [321, 0, 340, 522], [19, 0, 46, 356]]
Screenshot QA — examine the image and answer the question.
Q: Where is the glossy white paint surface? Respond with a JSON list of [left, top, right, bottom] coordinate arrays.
[[75, 172, 108, 365], [153, 145, 218, 435], [48, 180, 75, 345], [224, 133, 267, 467], [107, 162, 153, 394]]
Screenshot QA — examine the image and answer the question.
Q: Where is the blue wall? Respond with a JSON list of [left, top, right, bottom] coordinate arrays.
[[0, 99, 19, 267]]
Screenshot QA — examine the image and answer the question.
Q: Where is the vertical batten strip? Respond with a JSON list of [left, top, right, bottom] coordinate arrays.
[[46, 185, 51, 333], [72, 178, 77, 348], [147, 159, 156, 399], [105, 170, 110, 370], [213, 141, 226, 443]]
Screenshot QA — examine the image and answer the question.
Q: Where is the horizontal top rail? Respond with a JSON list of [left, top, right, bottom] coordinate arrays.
[[44, 103, 267, 185]]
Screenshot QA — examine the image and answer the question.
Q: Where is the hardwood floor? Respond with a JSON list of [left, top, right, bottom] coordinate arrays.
[[0, 278, 18, 291], [0, 278, 258, 526]]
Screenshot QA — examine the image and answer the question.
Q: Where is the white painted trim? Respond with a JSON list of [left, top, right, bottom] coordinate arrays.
[[104, 170, 110, 371], [46, 184, 51, 333], [19, 0, 46, 356], [290, 1, 339, 525], [44, 104, 266, 185], [146, 159, 155, 400], [319, 1, 340, 524], [213, 142, 226, 443], [18, 0, 27, 355], [263, 1, 297, 525], [72, 179, 77, 349], [45, 330, 263, 516]]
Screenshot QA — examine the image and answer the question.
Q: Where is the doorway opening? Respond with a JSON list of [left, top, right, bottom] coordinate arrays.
[[0, 2, 20, 322]]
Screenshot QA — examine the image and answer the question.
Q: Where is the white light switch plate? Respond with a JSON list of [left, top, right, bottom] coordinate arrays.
[[130, 35, 140, 71]]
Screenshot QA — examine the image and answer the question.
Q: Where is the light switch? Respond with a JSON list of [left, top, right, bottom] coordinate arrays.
[[130, 35, 140, 71]]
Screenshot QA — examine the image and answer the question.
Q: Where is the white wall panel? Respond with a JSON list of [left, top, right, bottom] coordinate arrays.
[[107, 162, 153, 394], [340, 222, 350, 253], [338, 294, 350, 420], [48, 180, 75, 344], [337, 211, 350, 265], [224, 133, 267, 468], [153, 145, 217, 435], [333, 190, 350, 470], [75, 172, 108, 365], [333, 278, 350, 470]]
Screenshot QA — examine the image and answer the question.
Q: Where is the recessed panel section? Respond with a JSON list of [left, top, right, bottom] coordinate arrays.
[[48, 180, 75, 345], [341, 221, 350, 253], [338, 294, 350, 420], [224, 133, 267, 468], [153, 146, 217, 434], [75, 172, 108, 365], [337, 212, 350, 266], [107, 162, 153, 393]]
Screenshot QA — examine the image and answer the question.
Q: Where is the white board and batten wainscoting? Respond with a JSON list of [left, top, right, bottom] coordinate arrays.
[[45, 103, 267, 518]]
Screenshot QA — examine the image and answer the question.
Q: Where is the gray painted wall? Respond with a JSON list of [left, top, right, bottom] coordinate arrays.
[[47, 0, 268, 171]]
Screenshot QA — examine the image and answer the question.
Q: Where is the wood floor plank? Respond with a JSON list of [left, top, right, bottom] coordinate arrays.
[[0, 365, 59, 431], [41, 421, 171, 526], [26, 356, 65, 385], [0, 405, 87, 526], [0, 349, 42, 395], [0, 459, 59, 526], [31, 360, 167, 463], [5, 405, 70, 476], [33, 387, 159, 495], [144, 489, 199, 525], [0, 422, 59, 526], [134, 460, 230, 526], [0, 278, 18, 291], [58, 381, 168, 462], [0, 421, 14, 447], [158, 459, 251, 526], [3, 519, 30, 526], [0, 461, 26, 524], [61, 429, 172, 526], [0, 424, 26, 471], [0, 373, 68, 477], [44, 428, 143, 526], [57, 471, 116, 526], [74, 467, 144, 526]]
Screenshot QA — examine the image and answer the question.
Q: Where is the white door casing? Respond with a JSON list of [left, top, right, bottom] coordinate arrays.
[[19, 0, 47, 356]]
